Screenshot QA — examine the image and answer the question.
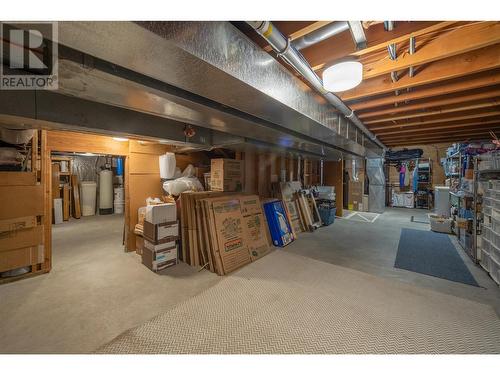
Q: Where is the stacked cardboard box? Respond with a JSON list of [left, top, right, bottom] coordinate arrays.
[[141, 203, 179, 272], [210, 158, 244, 192]]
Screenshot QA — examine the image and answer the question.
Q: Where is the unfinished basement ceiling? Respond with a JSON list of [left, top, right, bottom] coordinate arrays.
[[0, 21, 383, 160], [237, 21, 500, 147]]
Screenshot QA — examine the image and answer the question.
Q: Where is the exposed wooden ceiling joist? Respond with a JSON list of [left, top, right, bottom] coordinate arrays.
[[340, 46, 500, 101], [358, 88, 500, 118], [384, 133, 497, 146], [373, 118, 500, 136], [364, 100, 499, 124], [379, 126, 500, 140], [350, 72, 500, 111], [307, 21, 442, 72], [369, 109, 500, 131], [350, 22, 458, 58], [363, 22, 500, 80]]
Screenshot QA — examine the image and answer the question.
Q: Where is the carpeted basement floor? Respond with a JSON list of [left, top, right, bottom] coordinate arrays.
[[98, 250, 500, 354], [1, 209, 500, 353]]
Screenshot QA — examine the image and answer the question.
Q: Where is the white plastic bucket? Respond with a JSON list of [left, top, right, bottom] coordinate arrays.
[[159, 152, 176, 179], [114, 201, 124, 214], [80, 181, 97, 216], [114, 187, 124, 202]]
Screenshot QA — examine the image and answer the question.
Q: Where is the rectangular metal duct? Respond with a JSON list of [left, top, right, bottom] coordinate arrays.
[[4, 21, 383, 159]]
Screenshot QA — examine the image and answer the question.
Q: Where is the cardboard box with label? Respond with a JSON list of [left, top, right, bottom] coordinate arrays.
[[211, 197, 251, 273], [348, 180, 363, 211], [143, 221, 179, 244], [239, 195, 270, 261], [142, 244, 178, 272], [210, 158, 244, 192]]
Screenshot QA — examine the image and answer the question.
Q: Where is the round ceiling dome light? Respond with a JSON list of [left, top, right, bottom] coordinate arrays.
[[322, 61, 363, 92]]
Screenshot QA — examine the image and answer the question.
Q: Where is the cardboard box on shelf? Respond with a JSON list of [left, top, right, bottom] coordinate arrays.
[[210, 158, 244, 192], [143, 221, 179, 244], [145, 203, 176, 224]]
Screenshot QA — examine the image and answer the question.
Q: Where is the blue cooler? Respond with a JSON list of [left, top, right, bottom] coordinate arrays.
[[263, 200, 294, 247]]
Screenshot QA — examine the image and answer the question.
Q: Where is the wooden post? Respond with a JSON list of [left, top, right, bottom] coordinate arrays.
[[324, 160, 344, 217]]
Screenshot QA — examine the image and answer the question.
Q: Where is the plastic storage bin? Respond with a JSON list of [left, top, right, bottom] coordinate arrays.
[[490, 256, 500, 285], [490, 239, 500, 263], [483, 197, 492, 208], [480, 248, 491, 273], [491, 228, 500, 249], [492, 180, 500, 191], [483, 226, 491, 241]]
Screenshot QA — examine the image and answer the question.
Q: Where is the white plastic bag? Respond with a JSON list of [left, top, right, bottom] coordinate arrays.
[[163, 176, 204, 196], [181, 164, 195, 177]]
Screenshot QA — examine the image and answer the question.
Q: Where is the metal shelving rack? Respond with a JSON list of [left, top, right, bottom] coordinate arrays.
[[415, 158, 432, 209], [473, 158, 500, 264]]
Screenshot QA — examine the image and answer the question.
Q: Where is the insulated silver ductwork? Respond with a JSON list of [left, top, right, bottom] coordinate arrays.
[[293, 21, 350, 50], [247, 21, 386, 150]]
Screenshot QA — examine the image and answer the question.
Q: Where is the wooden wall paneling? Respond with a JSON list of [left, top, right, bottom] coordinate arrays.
[[41, 130, 52, 273], [128, 147, 161, 253], [323, 161, 343, 217], [288, 157, 294, 181], [46, 130, 129, 155], [243, 151, 257, 194]]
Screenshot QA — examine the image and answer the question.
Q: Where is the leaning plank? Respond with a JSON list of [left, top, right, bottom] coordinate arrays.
[[71, 175, 81, 219]]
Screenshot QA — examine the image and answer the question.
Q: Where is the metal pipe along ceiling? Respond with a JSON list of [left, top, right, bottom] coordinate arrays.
[[246, 21, 386, 150], [293, 21, 350, 50]]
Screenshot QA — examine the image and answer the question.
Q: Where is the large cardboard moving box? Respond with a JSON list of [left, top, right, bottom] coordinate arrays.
[[240, 195, 270, 261], [348, 180, 363, 211], [210, 159, 244, 192], [210, 197, 251, 274]]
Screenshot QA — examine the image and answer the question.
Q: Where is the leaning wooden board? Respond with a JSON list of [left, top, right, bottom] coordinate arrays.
[[71, 175, 81, 219]]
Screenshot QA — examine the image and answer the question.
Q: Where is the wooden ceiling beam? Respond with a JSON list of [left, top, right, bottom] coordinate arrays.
[[369, 110, 500, 131], [379, 126, 500, 140], [363, 22, 500, 80], [307, 21, 443, 72], [364, 100, 499, 124], [358, 89, 500, 118], [350, 72, 500, 111], [386, 135, 491, 148], [373, 119, 500, 136], [383, 131, 498, 145], [350, 22, 458, 58], [339, 47, 500, 101]]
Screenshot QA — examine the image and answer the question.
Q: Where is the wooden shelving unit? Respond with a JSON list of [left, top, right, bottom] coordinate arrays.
[[0, 130, 50, 284]]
